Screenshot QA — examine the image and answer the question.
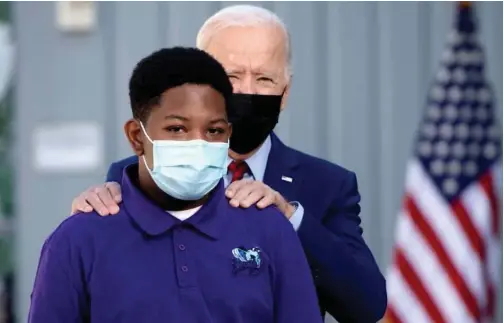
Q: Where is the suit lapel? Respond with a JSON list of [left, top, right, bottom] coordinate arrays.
[[263, 133, 302, 202]]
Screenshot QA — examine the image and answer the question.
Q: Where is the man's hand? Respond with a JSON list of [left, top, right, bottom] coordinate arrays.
[[70, 179, 295, 219], [225, 179, 295, 219], [70, 182, 123, 216]]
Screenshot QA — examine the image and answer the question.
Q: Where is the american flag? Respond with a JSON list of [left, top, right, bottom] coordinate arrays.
[[385, 3, 502, 323]]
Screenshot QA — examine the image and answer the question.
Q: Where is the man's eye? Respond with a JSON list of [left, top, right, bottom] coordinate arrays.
[[258, 77, 274, 83], [228, 75, 239, 80]]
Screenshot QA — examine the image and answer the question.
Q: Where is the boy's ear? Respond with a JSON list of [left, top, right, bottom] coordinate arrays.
[[124, 119, 144, 156]]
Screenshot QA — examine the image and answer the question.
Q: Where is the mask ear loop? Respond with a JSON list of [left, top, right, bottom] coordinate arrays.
[[280, 86, 287, 97], [139, 122, 154, 171], [139, 122, 154, 144], [142, 154, 152, 172]]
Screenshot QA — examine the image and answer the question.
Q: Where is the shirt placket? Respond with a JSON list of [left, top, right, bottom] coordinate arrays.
[[173, 225, 194, 288], [173, 224, 209, 323]]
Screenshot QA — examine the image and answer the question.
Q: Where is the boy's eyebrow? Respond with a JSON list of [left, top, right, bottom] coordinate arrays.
[[164, 115, 188, 121], [164, 115, 228, 124], [209, 118, 228, 124]]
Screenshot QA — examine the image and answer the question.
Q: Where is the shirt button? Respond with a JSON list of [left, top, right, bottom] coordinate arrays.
[[181, 266, 189, 272], [178, 244, 186, 251]]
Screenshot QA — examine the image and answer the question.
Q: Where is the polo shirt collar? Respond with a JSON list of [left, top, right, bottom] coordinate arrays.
[[121, 164, 229, 239]]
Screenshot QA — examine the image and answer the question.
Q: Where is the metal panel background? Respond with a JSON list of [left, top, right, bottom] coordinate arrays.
[[12, 2, 503, 322]]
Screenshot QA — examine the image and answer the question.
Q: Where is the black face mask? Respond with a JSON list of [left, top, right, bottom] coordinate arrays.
[[228, 93, 283, 154]]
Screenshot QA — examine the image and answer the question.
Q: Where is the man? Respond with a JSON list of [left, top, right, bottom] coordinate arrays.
[[71, 5, 387, 322], [29, 47, 322, 323]]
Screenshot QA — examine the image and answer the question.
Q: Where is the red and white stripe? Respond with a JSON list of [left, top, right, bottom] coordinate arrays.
[[386, 159, 501, 323]]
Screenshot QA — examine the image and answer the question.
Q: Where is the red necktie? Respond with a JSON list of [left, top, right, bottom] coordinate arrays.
[[228, 161, 250, 183]]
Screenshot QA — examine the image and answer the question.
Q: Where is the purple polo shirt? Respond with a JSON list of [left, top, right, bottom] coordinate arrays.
[[29, 165, 322, 323]]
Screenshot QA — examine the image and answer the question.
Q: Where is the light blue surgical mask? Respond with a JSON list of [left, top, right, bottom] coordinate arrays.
[[140, 122, 229, 201]]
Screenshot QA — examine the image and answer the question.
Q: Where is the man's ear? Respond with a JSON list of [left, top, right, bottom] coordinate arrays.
[[124, 119, 144, 156], [280, 81, 291, 111]]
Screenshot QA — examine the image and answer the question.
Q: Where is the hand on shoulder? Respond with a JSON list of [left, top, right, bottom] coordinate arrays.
[[71, 179, 295, 220], [70, 182, 123, 216], [225, 179, 295, 219]]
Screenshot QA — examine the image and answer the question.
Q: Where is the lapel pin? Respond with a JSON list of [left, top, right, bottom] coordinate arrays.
[[281, 176, 293, 183]]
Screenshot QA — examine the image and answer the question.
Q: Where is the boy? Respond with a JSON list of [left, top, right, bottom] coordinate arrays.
[[28, 47, 322, 323]]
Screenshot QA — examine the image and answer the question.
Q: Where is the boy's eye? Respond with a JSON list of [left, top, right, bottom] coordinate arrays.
[[166, 126, 185, 133], [208, 128, 225, 135]]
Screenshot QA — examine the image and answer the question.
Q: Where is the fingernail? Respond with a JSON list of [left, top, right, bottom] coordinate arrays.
[[114, 195, 122, 203], [111, 206, 120, 214], [226, 190, 233, 197], [84, 206, 92, 212]]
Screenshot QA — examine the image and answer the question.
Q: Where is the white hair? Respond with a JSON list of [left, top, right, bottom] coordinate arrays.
[[196, 5, 292, 79]]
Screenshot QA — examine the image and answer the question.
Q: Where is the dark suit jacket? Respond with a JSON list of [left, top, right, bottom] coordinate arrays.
[[106, 133, 387, 322]]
